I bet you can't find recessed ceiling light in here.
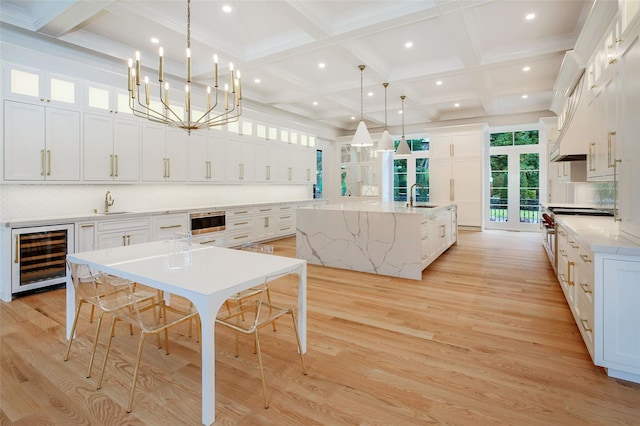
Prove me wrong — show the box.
[150,37,159,44]
[351,116,356,120]
[522,94,528,99]
[454,103,460,107]
[318,62,326,69]
[405,41,413,48]
[523,66,531,72]
[398,110,403,114]
[254,78,261,84]
[313,101,318,106]
[367,92,373,97]
[222,5,232,13]
[436,80,443,86]
[525,13,535,20]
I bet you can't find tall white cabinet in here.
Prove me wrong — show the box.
[428,127,483,228]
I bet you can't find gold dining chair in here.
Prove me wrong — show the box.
[95,273,200,413]
[215,277,307,408]
[64,261,156,378]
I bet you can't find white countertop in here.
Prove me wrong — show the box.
[301,200,455,215]
[555,216,640,256]
[1,199,320,228]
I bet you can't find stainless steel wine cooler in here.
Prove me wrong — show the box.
[11,224,74,295]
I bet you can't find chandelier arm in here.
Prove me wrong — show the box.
[131,87,168,121]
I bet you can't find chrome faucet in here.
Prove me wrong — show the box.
[104,191,115,213]
[409,183,425,207]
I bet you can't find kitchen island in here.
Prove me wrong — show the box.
[296,201,457,280]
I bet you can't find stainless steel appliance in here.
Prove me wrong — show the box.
[11,224,74,296]
[540,205,614,272]
[190,211,225,245]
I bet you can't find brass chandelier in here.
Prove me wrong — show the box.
[127,0,242,133]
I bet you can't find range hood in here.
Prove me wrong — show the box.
[550,70,589,162]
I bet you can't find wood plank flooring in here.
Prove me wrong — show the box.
[2,230,639,425]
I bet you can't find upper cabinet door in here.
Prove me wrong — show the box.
[3,64,80,109]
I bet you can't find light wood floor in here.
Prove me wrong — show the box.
[1,230,639,425]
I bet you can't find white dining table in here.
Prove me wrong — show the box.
[66,240,307,426]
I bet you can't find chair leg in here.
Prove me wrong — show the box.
[289,310,308,375]
[86,311,105,378]
[97,316,117,389]
[64,300,85,361]
[266,289,277,332]
[254,329,269,409]
[128,332,147,413]
[89,304,95,323]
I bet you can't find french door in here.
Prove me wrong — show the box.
[487,146,540,231]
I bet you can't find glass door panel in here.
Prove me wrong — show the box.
[490,154,508,222]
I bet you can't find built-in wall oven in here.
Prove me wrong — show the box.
[190,211,226,246]
[11,224,74,296]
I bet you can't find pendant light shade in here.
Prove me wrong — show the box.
[395,95,411,156]
[351,65,374,147]
[377,82,394,151]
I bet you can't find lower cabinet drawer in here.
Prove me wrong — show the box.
[226,230,255,247]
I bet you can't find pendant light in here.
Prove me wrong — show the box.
[376,82,394,151]
[351,65,374,147]
[395,95,411,156]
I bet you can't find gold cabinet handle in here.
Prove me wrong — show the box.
[14,235,20,263]
[41,149,46,176]
[166,158,170,178]
[580,282,592,294]
[47,150,51,175]
[588,143,596,172]
[110,154,114,177]
[114,154,119,177]
[160,224,182,230]
[234,221,249,226]
[568,261,575,286]
[440,224,445,238]
[122,235,126,246]
[559,249,567,257]
[266,165,271,180]
[607,131,617,168]
[449,178,454,201]
[233,234,249,240]
[580,319,593,333]
[307,168,310,181]
[288,167,293,181]
[127,235,131,245]
[580,254,592,263]
[613,158,622,221]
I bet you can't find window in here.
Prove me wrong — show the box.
[393,137,430,202]
[314,149,322,199]
[341,144,379,197]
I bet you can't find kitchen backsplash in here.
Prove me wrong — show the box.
[570,181,616,207]
[0,184,311,220]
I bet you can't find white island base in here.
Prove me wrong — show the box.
[296,201,457,280]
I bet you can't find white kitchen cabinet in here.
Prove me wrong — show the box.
[587,69,617,181]
[599,256,640,380]
[75,222,96,253]
[3,100,80,181]
[557,160,587,182]
[3,64,80,109]
[617,20,640,240]
[254,140,280,183]
[96,217,150,249]
[225,136,255,182]
[85,82,131,116]
[254,206,277,240]
[225,207,257,246]
[141,124,188,182]
[429,132,482,228]
[188,131,226,182]
[83,113,140,181]
[151,213,190,241]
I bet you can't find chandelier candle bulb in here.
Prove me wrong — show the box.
[128,59,133,91]
[135,51,141,86]
[131,70,136,99]
[237,71,242,100]
[145,76,150,105]
[158,47,164,81]
[225,84,229,110]
[185,84,190,112]
[229,62,235,93]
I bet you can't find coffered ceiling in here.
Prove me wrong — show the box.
[0,0,591,132]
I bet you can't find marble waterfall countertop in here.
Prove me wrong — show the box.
[297,201,457,280]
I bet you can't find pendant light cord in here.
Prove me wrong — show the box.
[383,82,389,130]
[359,65,365,121]
[187,0,191,50]
[401,95,406,137]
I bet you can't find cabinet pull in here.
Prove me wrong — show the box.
[580,283,592,294]
[167,158,170,178]
[588,143,596,172]
[110,154,114,177]
[47,150,51,176]
[80,224,94,229]
[449,178,454,201]
[559,249,567,257]
[440,224,445,238]
[234,211,248,215]
[122,235,126,246]
[207,161,212,179]
[580,319,592,333]
[264,217,269,227]
[288,167,293,181]
[260,208,272,212]
[233,234,249,240]
[160,224,182,230]
[41,150,46,176]
[568,240,579,249]
[580,254,592,263]
[14,235,19,263]
[114,155,119,177]
[266,165,270,180]
[235,221,249,226]
[568,261,575,286]
[127,235,131,245]
[449,144,453,157]
[607,131,616,168]
[280,215,291,219]
[307,168,310,181]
